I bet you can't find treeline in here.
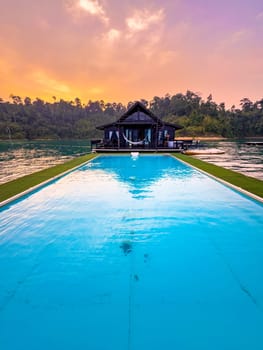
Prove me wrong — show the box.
[0,92,263,140]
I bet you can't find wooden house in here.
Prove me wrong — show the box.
[95,101,183,150]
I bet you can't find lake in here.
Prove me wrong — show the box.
[0,140,91,184]
[0,139,262,184]
[196,139,263,181]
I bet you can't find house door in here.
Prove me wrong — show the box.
[124,127,152,147]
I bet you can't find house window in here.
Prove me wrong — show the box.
[125,112,152,122]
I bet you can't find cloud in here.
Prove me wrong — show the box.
[214,29,251,53]
[256,11,263,20]
[88,86,104,94]
[33,71,71,94]
[104,28,121,43]
[37,19,51,31]
[158,50,179,65]
[126,8,164,35]
[0,58,13,75]
[66,0,109,23]
[141,32,162,59]
[230,29,250,43]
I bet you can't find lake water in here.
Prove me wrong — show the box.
[0,155,263,349]
[0,140,91,183]
[196,140,263,181]
[0,139,262,184]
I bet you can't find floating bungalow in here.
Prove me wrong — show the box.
[93,101,186,152]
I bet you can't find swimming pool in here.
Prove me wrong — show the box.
[0,155,263,349]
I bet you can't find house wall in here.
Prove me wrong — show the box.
[103,124,176,148]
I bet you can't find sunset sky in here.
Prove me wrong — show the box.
[0,0,262,107]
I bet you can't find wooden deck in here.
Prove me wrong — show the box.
[246,142,263,146]
[93,148,183,153]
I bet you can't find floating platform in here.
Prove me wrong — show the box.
[93,148,182,153]
[184,149,225,155]
[245,142,263,146]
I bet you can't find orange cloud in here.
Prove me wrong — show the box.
[32,71,71,94]
[0,1,262,107]
[88,87,104,94]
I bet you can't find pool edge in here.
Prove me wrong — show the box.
[172,154,263,204]
[0,154,99,208]
[1,152,262,207]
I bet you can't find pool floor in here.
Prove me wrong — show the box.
[0,155,263,349]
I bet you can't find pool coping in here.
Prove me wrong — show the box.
[0,154,99,208]
[172,154,263,204]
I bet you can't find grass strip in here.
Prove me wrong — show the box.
[0,153,97,203]
[173,153,263,199]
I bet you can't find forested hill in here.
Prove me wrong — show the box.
[0,92,262,140]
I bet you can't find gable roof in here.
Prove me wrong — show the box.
[118,101,159,123]
[96,101,182,130]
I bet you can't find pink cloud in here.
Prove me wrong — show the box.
[126,8,165,34]
[66,0,109,23]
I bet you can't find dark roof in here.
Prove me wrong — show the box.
[96,101,182,130]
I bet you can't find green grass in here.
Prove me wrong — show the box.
[0,153,98,203]
[173,153,263,199]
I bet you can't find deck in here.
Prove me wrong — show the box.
[93,148,183,153]
[246,142,263,146]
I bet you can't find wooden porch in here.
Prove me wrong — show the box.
[93,147,183,153]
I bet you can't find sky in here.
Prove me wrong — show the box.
[0,0,262,107]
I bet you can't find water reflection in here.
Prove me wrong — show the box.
[84,155,195,199]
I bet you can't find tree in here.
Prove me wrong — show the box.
[240,98,253,113]
[0,93,262,140]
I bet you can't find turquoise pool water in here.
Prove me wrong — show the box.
[0,155,263,349]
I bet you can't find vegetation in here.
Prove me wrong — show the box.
[173,153,263,199]
[0,92,263,140]
[0,153,97,203]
